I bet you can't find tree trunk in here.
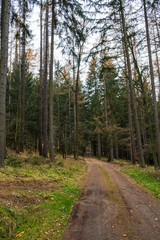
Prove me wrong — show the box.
[115,144,119,160]
[73,37,78,160]
[143,0,160,167]
[97,132,101,160]
[123,44,136,164]
[0,0,10,167]
[140,106,148,164]
[120,0,145,167]
[18,34,21,153]
[153,27,160,97]
[69,87,72,154]
[154,9,160,46]
[43,0,49,158]
[38,0,43,156]
[104,76,108,157]
[20,0,26,152]
[108,140,113,162]
[49,0,55,162]
[126,77,136,164]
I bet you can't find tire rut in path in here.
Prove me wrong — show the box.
[98,160,160,240]
[63,161,134,240]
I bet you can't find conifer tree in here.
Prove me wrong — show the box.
[0,0,11,167]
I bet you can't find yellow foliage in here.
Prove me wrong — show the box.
[16,231,24,238]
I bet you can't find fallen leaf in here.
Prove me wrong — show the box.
[16,231,24,238]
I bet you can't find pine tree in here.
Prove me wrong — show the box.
[0,0,11,167]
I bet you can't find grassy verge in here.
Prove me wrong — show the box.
[97,164,120,202]
[0,153,86,239]
[120,163,160,200]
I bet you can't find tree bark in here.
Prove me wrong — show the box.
[120,0,145,167]
[49,0,55,162]
[115,144,119,160]
[43,0,49,157]
[154,9,160,46]
[143,0,160,167]
[126,76,136,164]
[0,0,10,167]
[104,75,108,158]
[39,0,43,156]
[153,27,160,96]
[20,0,26,152]
[73,36,78,160]
[97,132,101,160]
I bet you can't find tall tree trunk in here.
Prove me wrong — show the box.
[143,0,160,167]
[43,0,49,157]
[104,75,108,156]
[140,106,148,164]
[39,0,43,156]
[20,0,26,152]
[129,38,153,165]
[115,144,119,160]
[68,87,72,154]
[18,34,21,153]
[120,0,145,167]
[49,0,55,162]
[74,46,83,159]
[122,19,136,165]
[154,9,160,46]
[153,27,160,96]
[0,0,10,167]
[97,132,101,160]
[8,34,12,115]
[73,36,78,159]
[73,35,78,160]
[74,65,78,160]
[108,139,113,162]
[13,34,18,70]
[126,76,136,164]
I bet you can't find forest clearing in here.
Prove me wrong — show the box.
[1,0,160,239]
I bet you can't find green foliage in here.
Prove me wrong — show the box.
[5,155,22,167]
[6,63,39,152]
[0,155,86,239]
[123,166,160,199]
[0,205,17,239]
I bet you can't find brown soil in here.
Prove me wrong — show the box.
[0,179,57,207]
[64,158,160,240]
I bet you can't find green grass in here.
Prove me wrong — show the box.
[97,164,120,202]
[0,154,86,239]
[123,166,160,199]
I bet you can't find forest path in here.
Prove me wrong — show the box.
[63,158,160,240]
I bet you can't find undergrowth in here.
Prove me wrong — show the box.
[0,154,86,239]
[122,165,160,200]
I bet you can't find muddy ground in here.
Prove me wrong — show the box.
[64,158,160,240]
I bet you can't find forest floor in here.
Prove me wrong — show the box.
[0,152,86,239]
[64,158,160,240]
[1,154,160,240]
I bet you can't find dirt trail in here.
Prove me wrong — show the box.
[64,159,160,240]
